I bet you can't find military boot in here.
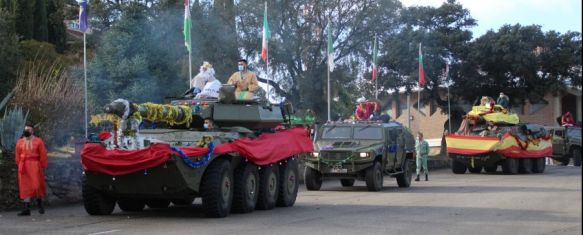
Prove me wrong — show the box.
[414,174,420,181]
[37,198,45,214]
[425,174,429,181]
[17,202,31,216]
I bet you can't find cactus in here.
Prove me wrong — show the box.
[0,106,28,152]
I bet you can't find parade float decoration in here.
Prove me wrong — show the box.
[445,102,552,175]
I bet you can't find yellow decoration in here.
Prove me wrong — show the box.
[466,105,519,125]
[90,113,121,127]
[135,102,193,127]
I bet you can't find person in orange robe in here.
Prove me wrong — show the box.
[14,124,48,216]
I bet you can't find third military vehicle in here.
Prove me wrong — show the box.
[303,121,415,191]
[546,126,581,166]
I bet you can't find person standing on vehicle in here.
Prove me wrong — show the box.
[415,132,429,181]
[15,124,48,216]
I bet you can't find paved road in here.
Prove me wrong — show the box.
[0,165,580,235]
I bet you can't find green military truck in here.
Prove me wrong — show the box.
[302,121,416,191]
[546,126,582,166]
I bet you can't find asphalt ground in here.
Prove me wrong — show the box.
[0,165,580,235]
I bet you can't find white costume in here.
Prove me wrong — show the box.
[191,62,215,90]
[196,78,221,99]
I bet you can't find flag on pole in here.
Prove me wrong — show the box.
[418,43,426,87]
[371,37,378,81]
[261,2,270,62]
[183,0,192,52]
[327,24,335,72]
[77,0,88,33]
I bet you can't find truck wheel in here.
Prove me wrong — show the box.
[519,158,532,174]
[118,199,145,212]
[365,161,383,192]
[304,166,322,191]
[232,162,259,213]
[396,159,413,188]
[201,158,234,218]
[171,198,194,206]
[531,157,546,173]
[468,165,483,174]
[340,179,355,187]
[501,158,518,174]
[573,148,582,167]
[146,199,171,209]
[82,175,116,215]
[484,165,498,173]
[277,158,299,207]
[256,164,279,210]
[451,159,467,174]
[560,156,570,166]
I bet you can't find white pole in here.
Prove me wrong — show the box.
[83,32,88,139]
[407,93,411,128]
[375,77,378,99]
[266,53,270,102]
[188,47,192,89]
[417,87,420,132]
[327,62,331,122]
[447,69,452,133]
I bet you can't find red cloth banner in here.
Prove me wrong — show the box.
[81,127,313,175]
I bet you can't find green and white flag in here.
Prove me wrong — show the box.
[327,24,334,72]
[183,0,192,52]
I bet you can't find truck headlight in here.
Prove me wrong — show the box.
[359,152,369,158]
[312,152,319,157]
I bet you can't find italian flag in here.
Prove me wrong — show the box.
[183,0,192,52]
[371,37,378,81]
[261,2,270,62]
[327,24,335,72]
[418,43,426,87]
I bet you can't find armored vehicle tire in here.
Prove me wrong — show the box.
[519,158,533,174]
[232,162,259,213]
[502,158,518,174]
[256,164,279,210]
[573,148,582,167]
[304,166,322,191]
[118,199,146,212]
[146,199,171,209]
[341,179,355,187]
[82,176,116,215]
[201,158,234,218]
[365,161,383,192]
[277,158,299,207]
[531,157,546,173]
[171,198,194,206]
[396,159,413,188]
[484,165,498,173]
[468,165,483,174]
[451,159,467,174]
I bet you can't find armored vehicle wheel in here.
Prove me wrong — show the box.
[171,198,194,206]
[256,164,279,210]
[340,179,355,187]
[519,158,532,174]
[451,159,467,174]
[365,161,383,192]
[232,162,259,213]
[531,157,545,173]
[484,165,498,173]
[82,175,116,215]
[201,158,234,218]
[146,199,171,209]
[573,148,581,167]
[118,199,145,212]
[560,156,570,166]
[501,158,518,174]
[396,159,413,188]
[468,165,483,174]
[277,158,299,207]
[304,166,322,191]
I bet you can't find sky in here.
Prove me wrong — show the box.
[400,0,582,38]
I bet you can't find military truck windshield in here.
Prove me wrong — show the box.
[321,126,351,139]
[353,126,383,139]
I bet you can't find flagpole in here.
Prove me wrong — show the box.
[327,60,331,122]
[375,77,378,99]
[266,53,270,102]
[188,46,192,89]
[446,64,452,133]
[83,32,88,139]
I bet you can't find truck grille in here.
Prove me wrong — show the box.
[321,152,352,161]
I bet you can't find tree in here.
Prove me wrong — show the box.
[0,8,19,98]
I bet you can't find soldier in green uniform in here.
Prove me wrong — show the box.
[415,132,430,181]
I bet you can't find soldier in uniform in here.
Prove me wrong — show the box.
[415,132,430,182]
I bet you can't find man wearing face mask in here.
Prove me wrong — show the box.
[227,59,259,98]
[14,124,48,216]
[415,132,429,182]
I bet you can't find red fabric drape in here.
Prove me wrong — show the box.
[81,127,314,175]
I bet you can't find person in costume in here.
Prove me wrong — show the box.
[415,132,430,181]
[496,92,510,109]
[355,97,380,120]
[561,112,576,127]
[190,61,214,93]
[227,59,259,94]
[14,124,48,216]
[195,62,221,99]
